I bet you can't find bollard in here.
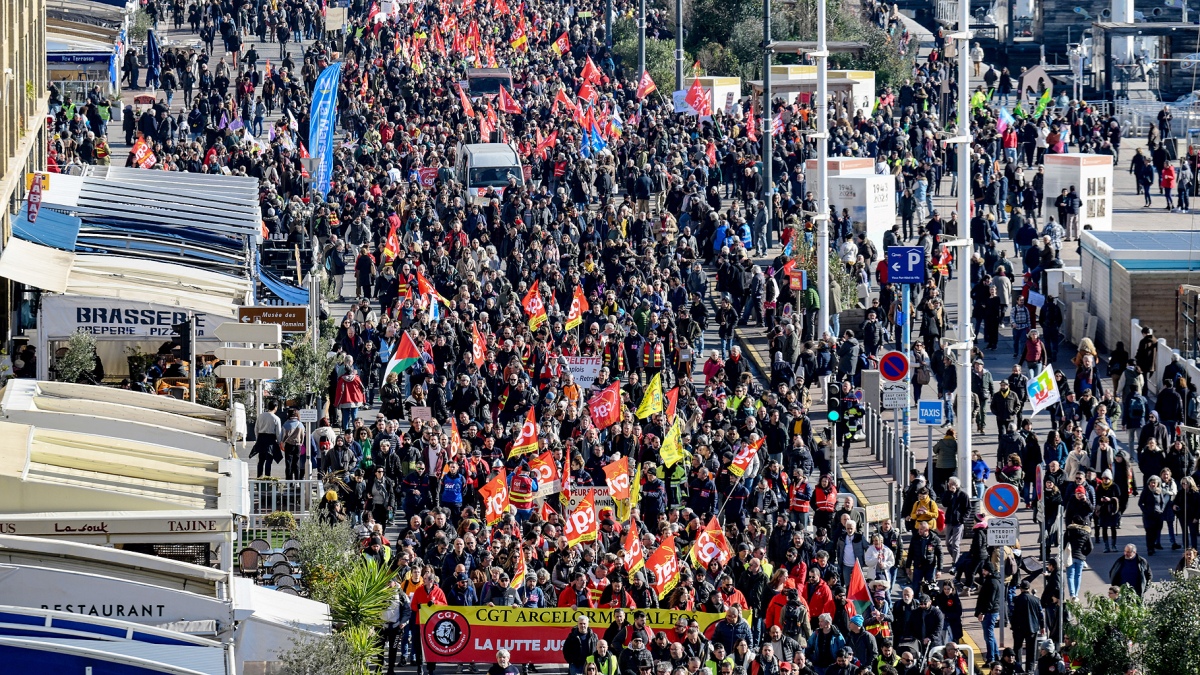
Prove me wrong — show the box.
[888,481,899,529]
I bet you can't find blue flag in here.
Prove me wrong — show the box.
[580,129,592,158]
[308,63,344,198]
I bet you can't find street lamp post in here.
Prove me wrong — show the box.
[955,0,975,491]
[816,0,830,340]
[675,0,685,92]
[762,0,773,226]
[638,0,647,81]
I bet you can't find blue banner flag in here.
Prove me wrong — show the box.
[308,63,344,198]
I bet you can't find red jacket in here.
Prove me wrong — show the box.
[802,580,834,619]
[558,584,595,608]
[334,373,366,406]
[410,583,447,613]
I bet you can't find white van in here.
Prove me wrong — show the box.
[456,143,525,205]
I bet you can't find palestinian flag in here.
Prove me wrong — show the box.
[384,332,421,379]
[848,560,872,615]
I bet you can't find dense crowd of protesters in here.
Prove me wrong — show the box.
[37,1,1200,675]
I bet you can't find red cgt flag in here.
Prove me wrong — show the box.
[635,71,657,100]
[689,516,734,568]
[522,280,548,331]
[551,31,571,56]
[456,83,476,118]
[588,381,623,430]
[685,78,711,115]
[498,85,524,114]
[528,450,560,494]
[553,88,577,114]
[730,436,764,477]
[581,56,603,84]
[646,538,680,599]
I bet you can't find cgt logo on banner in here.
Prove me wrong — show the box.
[418,606,742,664]
[1027,364,1061,415]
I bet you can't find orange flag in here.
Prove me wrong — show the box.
[449,418,466,459]
[509,407,539,458]
[603,456,631,501]
[479,467,509,526]
[565,285,588,331]
[471,323,487,368]
[564,491,598,546]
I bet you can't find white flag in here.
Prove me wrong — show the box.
[1027,364,1061,415]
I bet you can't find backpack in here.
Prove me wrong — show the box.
[782,599,804,637]
[1129,396,1146,423]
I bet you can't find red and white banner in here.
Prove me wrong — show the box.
[418,606,735,664]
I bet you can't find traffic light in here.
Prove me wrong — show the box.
[827,408,841,423]
[172,318,193,358]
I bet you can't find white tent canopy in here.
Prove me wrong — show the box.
[0,419,248,515]
[0,536,331,671]
[1,380,241,459]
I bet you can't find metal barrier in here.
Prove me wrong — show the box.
[237,479,322,551]
[864,404,913,485]
[249,479,322,517]
[1114,99,1200,138]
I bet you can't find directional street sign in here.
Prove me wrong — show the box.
[983,483,1021,518]
[887,246,926,284]
[881,382,911,409]
[215,364,283,380]
[917,400,944,425]
[214,322,282,344]
[879,351,909,382]
[986,515,1020,546]
[238,306,307,334]
[213,346,283,362]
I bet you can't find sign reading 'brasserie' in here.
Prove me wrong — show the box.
[40,295,236,340]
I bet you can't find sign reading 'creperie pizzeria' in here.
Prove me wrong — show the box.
[39,295,236,340]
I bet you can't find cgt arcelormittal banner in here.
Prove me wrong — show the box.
[418,606,740,663]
